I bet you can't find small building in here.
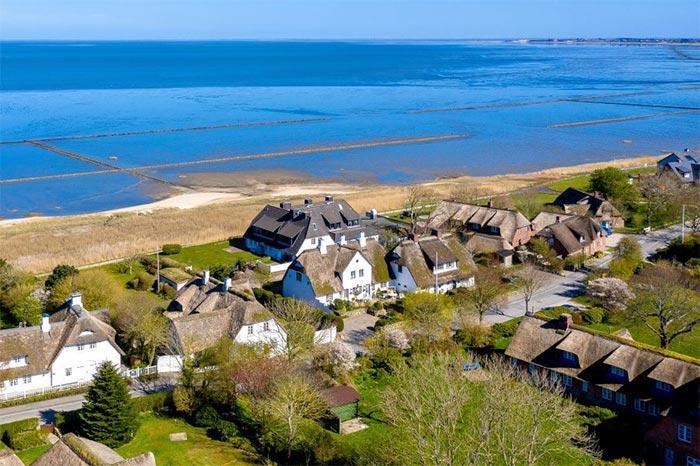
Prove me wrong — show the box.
[243,196,378,266]
[0,293,123,400]
[388,233,476,294]
[282,236,390,309]
[552,187,625,229]
[321,385,361,422]
[34,433,155,466]
[535,215,606,258]
[158,267,193,291]
[657,152,700,184]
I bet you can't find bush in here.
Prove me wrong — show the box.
[454,323,494,348]
[209,419,239,442]
[491,319,520,339]
[161,244,182,255]
[0,418,38,441]
[128,271,153,291]
[54,410,81,434]
[581,307,606,325]
[132,391,173,413]
[194,405,220,428]
[172,386,195,415]
[160,284,176,299]
[332,299,347,312]
[253,287,280,306]
[7,429,47,451]
[579,405,616,427]
[45,264,79,289]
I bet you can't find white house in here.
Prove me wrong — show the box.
[388,234,476,294]
[165,273,335,357]
[282,235,390,309]
[0,293,123,399]
[243,196,379,266]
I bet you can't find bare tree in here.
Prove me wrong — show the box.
[454,271,505,324]
[268,298,323,361]
[449,185,489,205]
[514,265,547,316]
[403,185,439,235]
[627,263,700,349]
[112,293,169,366]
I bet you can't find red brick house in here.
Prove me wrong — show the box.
[534,215,607,258]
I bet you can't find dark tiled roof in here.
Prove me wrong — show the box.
[536,215,603,255]
[429,201,531,245]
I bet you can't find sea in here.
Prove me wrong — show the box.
[1,40,699,218]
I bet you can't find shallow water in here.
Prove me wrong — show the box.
[1,41,699,217]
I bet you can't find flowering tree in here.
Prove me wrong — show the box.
[586,277,634,311]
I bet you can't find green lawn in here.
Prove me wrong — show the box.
[546,174,591,193]
[164,240,265,271]
[100,261,148,288]
[116,413,257,466]
[15,443,51,465]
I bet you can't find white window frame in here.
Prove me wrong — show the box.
[65,368,72,377]
[655,380,673,393]
[89,343,96,349]
[648,403,659,416]
[9,378,18,386]
[601,388,612,401]
[350,271,356,279]
[23,375,31,384]
[358,269,364,278]
[562,351,577,362]
[610,366,625,378]
[678,424,693,444]
[77,344,85,351]
[247,325,254,335]
[562,375,573,387]
[687,456,700,466]
[263,322,270,332]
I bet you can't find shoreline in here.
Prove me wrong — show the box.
[0,155,659,273]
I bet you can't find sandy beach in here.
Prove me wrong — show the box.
[0,155,658,273]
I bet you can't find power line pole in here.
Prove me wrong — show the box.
[682,204,686,243]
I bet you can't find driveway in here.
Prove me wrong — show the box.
[341,312,378,354]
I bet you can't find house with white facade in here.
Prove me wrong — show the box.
[243,196,378,266]
[388,233,476,294]
[0,293,123,399]
[282,235,390,309]
[165,272,335,357]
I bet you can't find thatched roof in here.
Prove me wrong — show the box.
[33,433,155,466]
[463,232,513,254]
[389,234,476,289]
[553,188,623,219]
[536,215,603,255]
[0,449,23,466]
[0,302,123,382]
[430,201,531,244]
[531,211,576,233]
[647,358,700,388]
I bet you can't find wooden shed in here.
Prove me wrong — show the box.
[321,385,361,422]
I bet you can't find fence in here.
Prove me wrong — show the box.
[122,365,157,379]
[0,381,88,402]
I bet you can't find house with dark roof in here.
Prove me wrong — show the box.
[428,200,534,266]
[34,433,155,466]
[657,152,700,184]
[535,215,606,258]
[243,196,378,265]
[506,315,700,465]
[0,293,123,400]
[388,233,476,294]
[552,187,625,229]
[282,237,390,309]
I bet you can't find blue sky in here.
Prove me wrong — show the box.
[1,0,698,40]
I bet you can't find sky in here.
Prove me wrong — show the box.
[1,0,698,40]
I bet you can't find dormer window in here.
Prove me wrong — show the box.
[654,380,673,393]
[561,351,577,363]
[12,356,27,365]
[312,223,318,231]
[610,366,626,378]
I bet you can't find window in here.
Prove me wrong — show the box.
[601,388,612,401]
[610,366,626,378]
[687,456,700,466]
[581,381,589,393]
[511,357,518,368]
[77,344,84,351]
[648,403,659,416]
[310,238,316,245]
[655,380,673,393]
[312,223,318,231]
[615,392,627,406]
[12,356,24,364]
[295,271,302,282]
[678,424,693,444]
[397,265,403,273]
[350,271,356,279]
[23,376,31,384]
[562,351,577,363]
[89,343,96,349]
[65,368,72,377]
[550,371,560,382]
[263,322,270,332]
[247,325,254,335]
[562,375,573,387]
[358,269,364,278]
[9,378,18,386]
[528,363,537,375]
[634,398,647,412]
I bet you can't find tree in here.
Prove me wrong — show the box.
[262,375,328,460]
[79,361,136,447]
[314,341,356,376]
[268,298,323,361]
[10,296,42,326]
[529,237,564,273]
[586,277,634,311]
[48,269,122,310]
[476,357,597,466]
[449,185,487,205]
[44,264,79,290]
[403,185,439,235]
[589,167,637,207]
[454,271,504,324]
[383,328,410,351]
[514,265,547,316]
[639,173,686,226]
[381,352,476,466]
[401,291,453,337]
[514,191,545,220]
[112,293,168,366]
[626,263,700,348]
[608,237,643,279]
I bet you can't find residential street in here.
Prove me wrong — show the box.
[341,312,378,354]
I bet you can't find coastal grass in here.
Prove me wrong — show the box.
[116,413,256,466]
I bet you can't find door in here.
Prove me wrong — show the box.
[664,447,674,466]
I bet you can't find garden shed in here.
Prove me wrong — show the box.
[321,385,361,422]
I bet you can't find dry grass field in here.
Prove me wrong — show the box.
[0,156,658,273]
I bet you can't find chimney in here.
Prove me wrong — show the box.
[359,231,367,248]
[202,270,210,285]
[487,199,493,208]
[325,195,333,202]
[304,198,312,205]
[68,292,82,308]
[223,277,231,291]
[339,235,347,245]
[555,215,561,223]
[319,237,328,255]
[559,313,573,331]
[280,201,291,210]
[41,313,50,333]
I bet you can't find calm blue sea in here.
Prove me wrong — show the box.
[1,41,699,217]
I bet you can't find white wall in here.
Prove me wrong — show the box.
[389,261,418,293]
[314,326,337,345]
[0,372,51,397]
[50,340,121,386]
[339,252,373,300]
[282,266,324,306]
[234,319,287,351]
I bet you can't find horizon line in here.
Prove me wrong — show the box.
[2,37,699,42]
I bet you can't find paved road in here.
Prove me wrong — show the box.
[341,312,378,354]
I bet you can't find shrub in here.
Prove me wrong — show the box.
[253,287,280,306]
[160,284,176,299]
[161,244,182,255]
[129,271,153,291]
[332,314,344,333]
[0,418,38,441]
[581,307,606,324]
[7,429,47,450]
[491,319,520,339]
[132,391,173,413]
[194,405,220,428]
[210,419,239,442]
[54,410,81,434]
[172,386,195,415]
[454,323,494,348]
[579,405,616,427]
[45,264,79,289]
[332,299,347,312]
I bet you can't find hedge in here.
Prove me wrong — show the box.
[491,319,521,339]
[6,430,46,451]
[131,391,173,413]
[161,244,183,255]
[581,307,606,325]
[0,418,38,441]
[194,406,220,428]
[0,387,89,410]
[54,409,81,434]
